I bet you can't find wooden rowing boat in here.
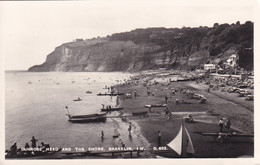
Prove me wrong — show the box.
[5,148,61,159]
[68,113,106,118]
[67,113,106,123]
[68,116,106,123]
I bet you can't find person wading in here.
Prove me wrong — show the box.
[31,136,38,148]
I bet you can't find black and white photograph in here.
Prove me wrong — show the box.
[0,0,259,164]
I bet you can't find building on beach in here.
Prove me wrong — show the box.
[225,54,238,68]
[204,64,216,71]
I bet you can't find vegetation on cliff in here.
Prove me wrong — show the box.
[28,21,253,72]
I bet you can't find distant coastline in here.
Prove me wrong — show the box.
[5,70,28,73]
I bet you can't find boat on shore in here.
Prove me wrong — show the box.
[67,113,107,123]
[144,104,167,108]
[101,107,123,112]
[132,111,148,117]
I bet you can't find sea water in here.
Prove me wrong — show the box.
[5,71,149,151]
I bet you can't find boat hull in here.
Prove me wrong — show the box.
[132,111,148,117]
[101,107,123,112]
[5,149,61,159]
[69,113,106,118]
[68,117,106,123]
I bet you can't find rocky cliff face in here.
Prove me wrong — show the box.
[28,21,253,72]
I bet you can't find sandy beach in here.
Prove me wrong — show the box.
[114,71,254,158]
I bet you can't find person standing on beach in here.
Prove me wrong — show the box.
[164,106,172,120]
[134,90,137,98]
[219,118,224,132]
[225,119,231,129]
[116,96,120,105]
[164,106,169,117]
[176,98,179,105]
[157,131,161,147]
[147,90,150,96]
[101,131,104,140]
[165,94,168,103]
[128,122,132,135]
[122,142,125,148]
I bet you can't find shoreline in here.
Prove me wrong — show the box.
[5,71,254,158]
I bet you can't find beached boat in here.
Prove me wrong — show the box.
[167,123,195,157]
[144,104,167,108]
[132,111,148,117]
[68,113,106,118]
[65,106,106,123]
[68,116,106,123]
[245,95,254,101]
[101,107,123,112]
[67,113,106,123]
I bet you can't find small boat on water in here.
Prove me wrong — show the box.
[67,113,107,123]
[86,91,92,94]
[73,98,82,101]
[101,107,123,112]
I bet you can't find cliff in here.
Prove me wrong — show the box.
[28,21,253,72]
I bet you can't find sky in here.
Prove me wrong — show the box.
[0,0,258,70]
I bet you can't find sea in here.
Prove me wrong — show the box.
[5,71,149,152]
